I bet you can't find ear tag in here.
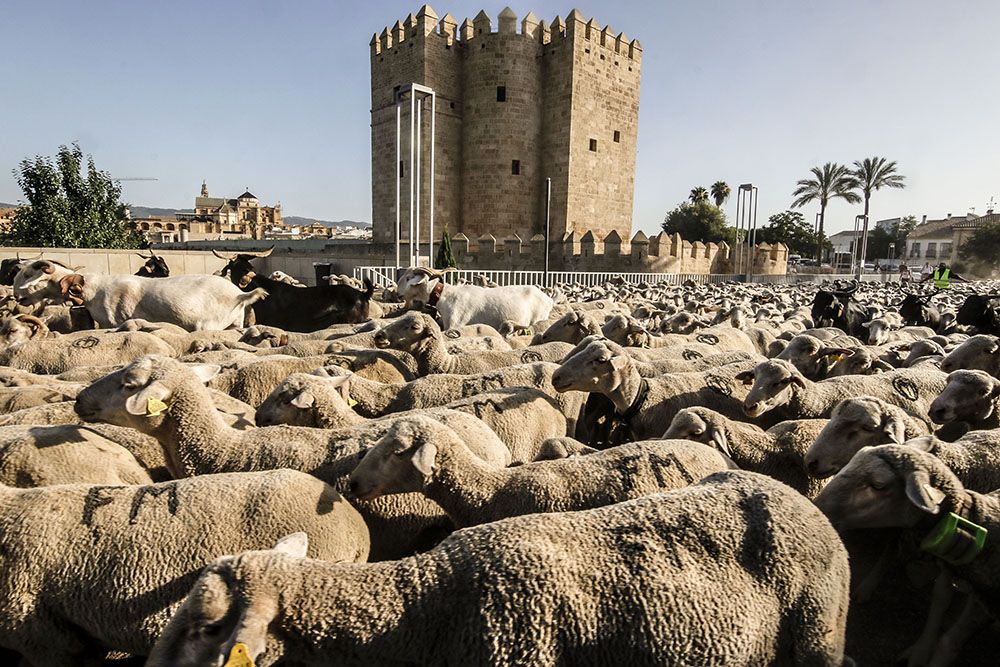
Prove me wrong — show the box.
[348,396,359,408]
[832,354,845,363]
[920,512,988,565]
[146,396,170,417]
[224,643,255,667]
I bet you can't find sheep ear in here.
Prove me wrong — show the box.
[289,390,315,409]
[904,469,946,514]
[789,373,806,388]
[125,380,172,416]
[735,371,755,386]
[906,435,938,453]
[609,354,629,372]
[708,427,732,458]
[224,599,277,666]
[188,363,222,384]
[411,441,438,478]
[861,321,872,328]
[272,532,308,558]
[991,378,1000,399]
[881,415,906,445]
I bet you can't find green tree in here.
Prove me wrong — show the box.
[852,156,906,260]
[3,143,140,249]
[791,162,861,261]
[895,215,917,255]
[960,221,1000,274]
[662,200,734,244]
[756,210,827,256]
[689,187,709,204]
[434,227,458,269]
[864,215,917,261]
[710,181,731,207]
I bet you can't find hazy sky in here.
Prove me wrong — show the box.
[1,0,997,236]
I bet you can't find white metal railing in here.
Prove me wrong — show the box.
[352,267,886,288]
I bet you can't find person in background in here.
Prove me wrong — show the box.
[899,264,912,285]
[920,262,967,289]
[921,262,933,280]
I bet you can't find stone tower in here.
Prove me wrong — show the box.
[370,5,642,248]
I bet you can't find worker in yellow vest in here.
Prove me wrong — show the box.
[920,262,967,289]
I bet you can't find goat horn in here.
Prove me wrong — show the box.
[251,246,275,258]
[212,250,237,260]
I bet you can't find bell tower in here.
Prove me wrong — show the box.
[200,180,209,197]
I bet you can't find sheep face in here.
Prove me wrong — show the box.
[826,349,892,377]
[928,370,1000,425]
[939,335,999,374]
[662,408,731,456]
[814,444,944,530]
[11,260,71,305]
[74,356,220,431]
[148,535,308,667]
[348,418,441,500]
[737,361,804,418]
[0,315,48,347]
[600,315,648,348]
[394,268,438,307]
[805,398,906,478]
[373,313,436,352]
[551,340,629,394]
[862,318,893,345]
[540,311,590,344]
[256,374,351,427]
[902,340,945,368]
[776,335,854,379]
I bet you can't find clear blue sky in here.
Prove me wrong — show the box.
[1,0,997,236]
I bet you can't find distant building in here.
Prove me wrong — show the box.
[904,210,997,264]
[827,230,862,266]
[131,182,282,242]
[0,207,16,235]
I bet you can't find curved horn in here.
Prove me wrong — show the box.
[253,245,275,258]
[13,314,50,336]
[212,249,237,261]
[135,251,151,259]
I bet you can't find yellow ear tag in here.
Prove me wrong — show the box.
[224,643,255,667]
[832,354,845,363]
[145,396,169,417]
[348,397,359,408]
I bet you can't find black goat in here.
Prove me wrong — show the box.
[135,250,170,278]
[898,291,940,329]
[956,293,1000,335]
[810,282,867,338]
[214,247,373,332]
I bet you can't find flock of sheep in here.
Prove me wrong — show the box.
[1,258,1000,666]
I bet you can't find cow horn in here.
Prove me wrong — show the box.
[212,250,237,260]
[251,246,275,258]
[136,251,151,259]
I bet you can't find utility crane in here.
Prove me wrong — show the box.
[110,177,158,181]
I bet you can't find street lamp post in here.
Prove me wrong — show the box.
[853,214,867,280]
[735,184,756,280]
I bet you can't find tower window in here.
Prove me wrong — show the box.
[589,139,598,152]
[450,101,455,109]
[399,161,404,178]
[613,130,621,143]
[496,86,506,102]
[511,160,520,175]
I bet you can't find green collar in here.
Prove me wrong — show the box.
[920,495,988,566]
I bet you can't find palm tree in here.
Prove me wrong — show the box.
[710,181,731,207]
[689,187,709,204]
[791,162,861,262]
[852,157,905,263]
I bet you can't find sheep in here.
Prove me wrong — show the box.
[268,270,305,286]
[940,334,1000,376]
[663,406,827,498]
[928,369,1000,430]
[0,384,77,413]
[256,373,567,464]
[75,355,512,560]
[551,338,755,445]
[0,401,80,427]
[349,415,730,527]
[899,338,947,368]
[312,362,586,437]
[825,347,897,377]
[533,436,599,460]
[150,470,850,667]
[775,333,858,379]
[536,309,604,344]
[815,444,1000,667]
[394,266,553,329]
[374,312,573,376]
[0,470,368,664]
[863,318,935,346]
[737,359,945,424]
[803,396,932,478]
[0,315,175,374]
[0,424,153,486]
[209,354,347,407]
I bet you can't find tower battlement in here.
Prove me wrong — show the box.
[370,6,643,254]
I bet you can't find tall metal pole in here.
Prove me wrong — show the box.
[734,190,744,275]
[857,214,869,280]
[428,91,436,267]
[851,215,861,275]
[395,95,401,270]
[748,186,758,282]
[415,97,422,266]
[544,177,551,285]
[408,91,416,266]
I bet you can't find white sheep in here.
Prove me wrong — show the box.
[0,470,368,664]
[149,470,851,667]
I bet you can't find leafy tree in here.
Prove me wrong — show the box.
[710,181,731,208]
[755,210,828,256]
[434,227,458,269]
[896,215,917,254]
[791,162,861,261]
[3,143,141,249]
[689,187,709,204]
[864,215,917,261]
[960,221,1000,274]
[852,157,906,260]
[662,200,734,244]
